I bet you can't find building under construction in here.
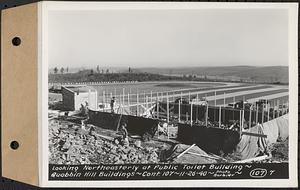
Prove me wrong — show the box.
[86,87,289,160]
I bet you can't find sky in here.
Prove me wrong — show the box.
[48,8,288,68]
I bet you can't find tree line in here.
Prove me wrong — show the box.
[53,66,133,75]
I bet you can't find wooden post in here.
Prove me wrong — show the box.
[262,103,264,123]
[178,100,181,122]
[277,99,280,118]
[102,91,105,104]
[239,110,242,138]
[103,91,106,112]
[157,101,159,119]
[122,88,125,106]
[273,100,275,119]
[242,109,244,130]
[282,99,286,115]
[267,102,270,121]
[167,93,169,123]
[128,93,130,106]
[279,99,281,117]
[284,100,287,114]
[249,104,252,128]
[256,104,259,124]
[172,91,175,102]
[219,106,221,128]
[136,92,139,116]
[205,103,208,127]
[242,96,245,109]
[214,91,217,106]
[223,92,226,106]
[239,110,242,136]
[190,102,193,126]
[166,93,170,139]
[119,93,122,114]
[196,93,199,103]
[180,92,183,102]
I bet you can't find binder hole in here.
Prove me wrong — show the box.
[12,37,21,46]
[10,141,19,150]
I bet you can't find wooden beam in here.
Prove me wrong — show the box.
[219,106,221,128]
[214,91,217,106]
[223,92,226,106]
[187,152,220,160]
[176,144,196,159]
[239,110,242,138]
[156,92,159,119]
[180,92,183,102]
[242,131,267,138]
[262,103,264,123]
[249,104,252,127]
[136,91,139,116]
[178,100,181,122]
[234,154,270,163]
[267,103,270,121]
[122,88,125,105]
[128,93,130,106]
[190,102,193,126]
[242,109,244,130]
[167,93,169,123]
[256,105,259,124]
[205,103,208,127]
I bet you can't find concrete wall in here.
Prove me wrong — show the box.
[62,87,98,111]
[61,87,75,110]
[74,90,97,110]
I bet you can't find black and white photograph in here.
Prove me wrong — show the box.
[41,1,298,187]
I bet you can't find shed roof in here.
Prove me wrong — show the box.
[62,85,97,93]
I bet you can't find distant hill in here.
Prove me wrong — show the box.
[134,66,288,84]
[48,70,183,83]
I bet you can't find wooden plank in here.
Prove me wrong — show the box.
[234,155,271,163]
[176,144,196,159]
[242,131,267,138]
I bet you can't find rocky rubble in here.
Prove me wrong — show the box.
[49,119,159,164]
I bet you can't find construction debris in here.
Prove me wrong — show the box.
[160,144,217,164]
[49,119,160,165]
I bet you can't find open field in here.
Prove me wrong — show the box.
[135,66,289,84]
[92,81,228,96]
[95,82,288,106]
[49,81,288,107]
